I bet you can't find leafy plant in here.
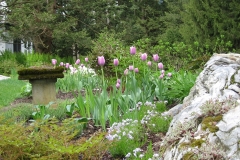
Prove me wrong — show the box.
[31,102,54,120]
[20,82,32,96]
[164,70,198,104]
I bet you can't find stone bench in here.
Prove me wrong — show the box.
[18,66,64,104]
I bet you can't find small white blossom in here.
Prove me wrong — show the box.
[125,153,131,158]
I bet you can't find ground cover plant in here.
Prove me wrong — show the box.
[0,46,198,159]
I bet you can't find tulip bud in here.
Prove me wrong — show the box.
[141,53,147,61]
[85,57,89,62]
[124,69,129,75]
[60,62,64,66]
[130,46,136,55]
[153,54,159,62]
[113,58,119,66]
[168,73,172,77]
[52,59,57,65]
[158,62,163,69]
[129,65,134,71]
[75,59,80,65]
[134,68,139,73]
[116,82,120,89]
[117,79,121,84]
[98,56,105,66]
[147,61,152,67]
[65,63,70,69]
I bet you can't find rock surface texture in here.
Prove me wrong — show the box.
[162,53,240,160]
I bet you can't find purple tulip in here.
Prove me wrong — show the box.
[75,59,80,65]
[134,68,139,73]
[168,73,172,77]
[65,63,70,69]
[60,62,64,66]
[129,65,134,71]
[158,62,163,69]
[153,54,159,62]
[147,61,152,67]
[130,46,136,55]
[85,57,89,62]
[159,74,164,79]
[141,53,147,61]
[117,79,121,84]
[113,58,119,66]
[98,56,105,66]
[52,59,57,66]
[124,69,129,75]
[116,82,120,89]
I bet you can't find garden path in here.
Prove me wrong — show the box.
[0,75,10,81]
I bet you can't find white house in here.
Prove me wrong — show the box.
[0,39,33,53]
[0,1,33,54]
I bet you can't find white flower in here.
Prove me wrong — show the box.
[139,154,144,159]
[125,153,131,158]
[153,153,159,157]
[128,133,133,139]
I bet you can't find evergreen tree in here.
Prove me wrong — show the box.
[180,0,240,49]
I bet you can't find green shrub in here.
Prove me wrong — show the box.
[0,60,24,75]
[0,116,107,159]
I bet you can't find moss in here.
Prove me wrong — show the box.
[190,139,205,148]
[179,139,205,149]
[202,115,223,133]
[182,152,197,160]
[18,66,64,80]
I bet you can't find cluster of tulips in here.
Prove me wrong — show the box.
[52,46,172,90]
[97,46,172,89]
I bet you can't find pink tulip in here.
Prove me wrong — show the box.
[130,46,136,55]
[168,73,172,77]
[52,59,57,65]
[159,74,164,79]
[141,53,147,61]
[147,61,152,66]
[134,68,139,73]
[85,57,89,62]
[75,59,80,65]
[129,65,134,71]
[116,82,120,89]
[158,62,163,69]
[98,56,105,66]
[60,62,64,66]
[113,58,119,66]
[117,79,121,84]
[124,69,129,75]
[65,63,70,69]
[153,54,159,62]
[161,70,165,74]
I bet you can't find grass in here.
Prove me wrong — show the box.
[0,78,27,108]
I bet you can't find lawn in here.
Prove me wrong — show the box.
[0,78,27,108]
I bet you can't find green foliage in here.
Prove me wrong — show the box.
[89,31,126,77]
[20,82,32,96]
[180,0,240,49]
[164,70,198,104]
[0,116,107,159]
[109,123,146,158]
[56,66,100,92]
[147,116,172,134]
[31,103,53,120]
[0,59,24,75]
